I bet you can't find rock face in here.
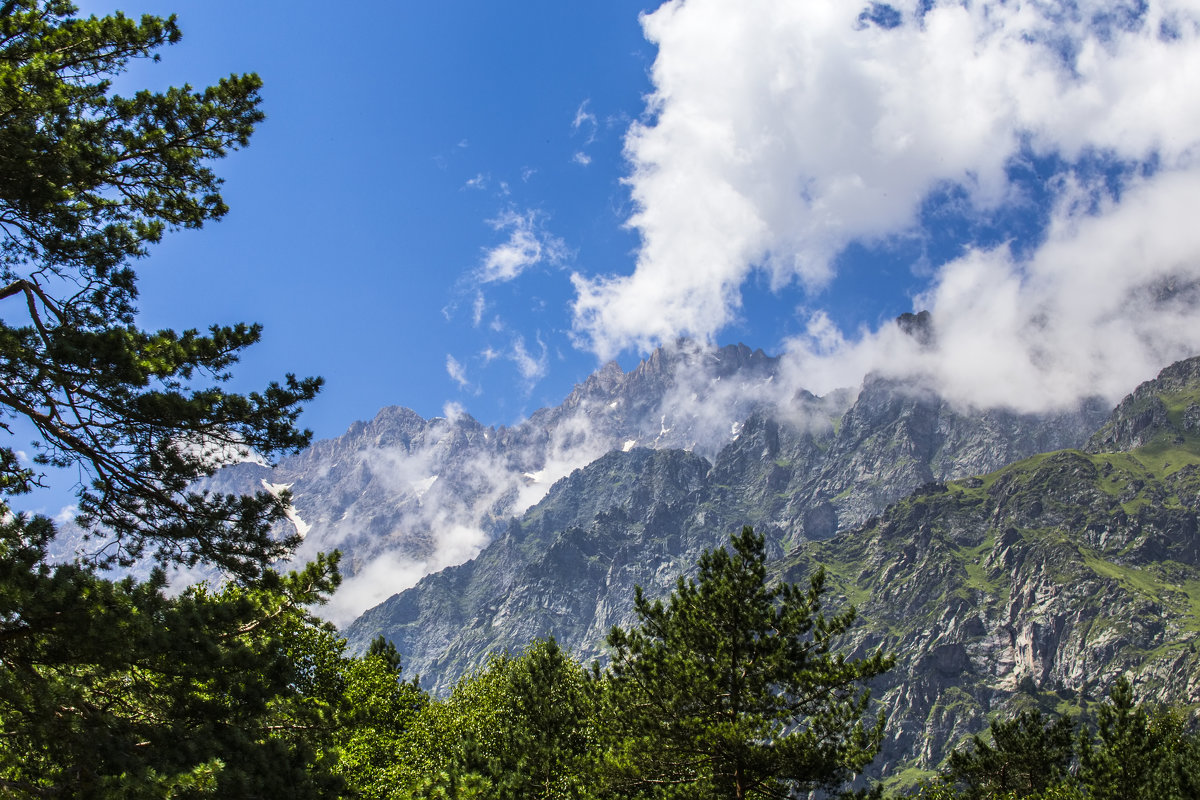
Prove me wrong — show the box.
[800,357,1200,780]
[195,342,802,622]
[345,355,1200,785]
[183,335,1102,625]
[343,364,1108,693]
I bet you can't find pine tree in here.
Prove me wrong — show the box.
[944,709,1076,798]
[1079,676,1186,800]
[0,3,330,795]
[604,526,892,799]
[0,520,345,797]
[0,0,320,578]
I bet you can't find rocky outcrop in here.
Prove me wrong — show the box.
[174,335,1103,625]
[779,356,1200,783]
[1086,356,1200,453]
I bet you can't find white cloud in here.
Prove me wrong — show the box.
[446,354,471,390]
[571,0,1200,408]
[478,209,567,283]
[573,152,592,167]
[471,291,486,327]
[779,164,1200,412]
[573,99,598,140]
[510,334,548,383]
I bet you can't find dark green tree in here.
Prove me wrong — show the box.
[0,520,346,797]
[0,2,333,796]
[604,526,892,799]
[1078,676,1193,800]
[0,0,320,578]
[944,709,1076,798]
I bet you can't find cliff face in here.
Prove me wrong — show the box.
[343,368,1109,693]
[786,357,1200,779]
[345,356,1200,781]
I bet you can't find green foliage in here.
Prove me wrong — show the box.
[0,0,320,578]
[0,514,345,797]
[0,3,341,796]
[944,709,1075,799]
[912,677,1200,800]
[605,526,893,799]
[406,638,602,800]
[1077,676,1200,800]
[330,636,428,800]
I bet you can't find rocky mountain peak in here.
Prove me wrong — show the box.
[896,309,935,348]
[1085,355,1200,453]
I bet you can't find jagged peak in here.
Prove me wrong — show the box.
[1085,355,1200,454]
[895,310,934,348]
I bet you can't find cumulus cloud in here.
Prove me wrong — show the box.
[783,165,1200,411]
[571,0,1200,409]
[478,209,567,283]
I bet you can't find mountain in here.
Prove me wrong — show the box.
[185,341,799,622]
[344,356,1200,783]
[787,355,1200,781]
[149,333,1094,625]
[342,359,1107,689]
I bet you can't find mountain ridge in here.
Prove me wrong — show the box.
[345,354,1200,785]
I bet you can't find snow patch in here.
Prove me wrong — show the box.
[622,439,637,452]
[261,479,311,539]
[286,509,312,539]
[411,475,438,499]
[261,481,293,497]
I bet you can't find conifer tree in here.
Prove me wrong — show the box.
[604,526,892,799]
[0,3,330,796]
[0,0,320,577]
[1078,676,1190,800]
[944,709,1076,799]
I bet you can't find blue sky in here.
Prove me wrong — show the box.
[20,0,1200,518]
[85,0,666,432]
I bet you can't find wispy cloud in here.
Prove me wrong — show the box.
[510,334,548,383]
[478,209,567,283]
[571,99,599,167]
[572,99,598,143]
[446,354,472,391]
[471,291,486,327]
